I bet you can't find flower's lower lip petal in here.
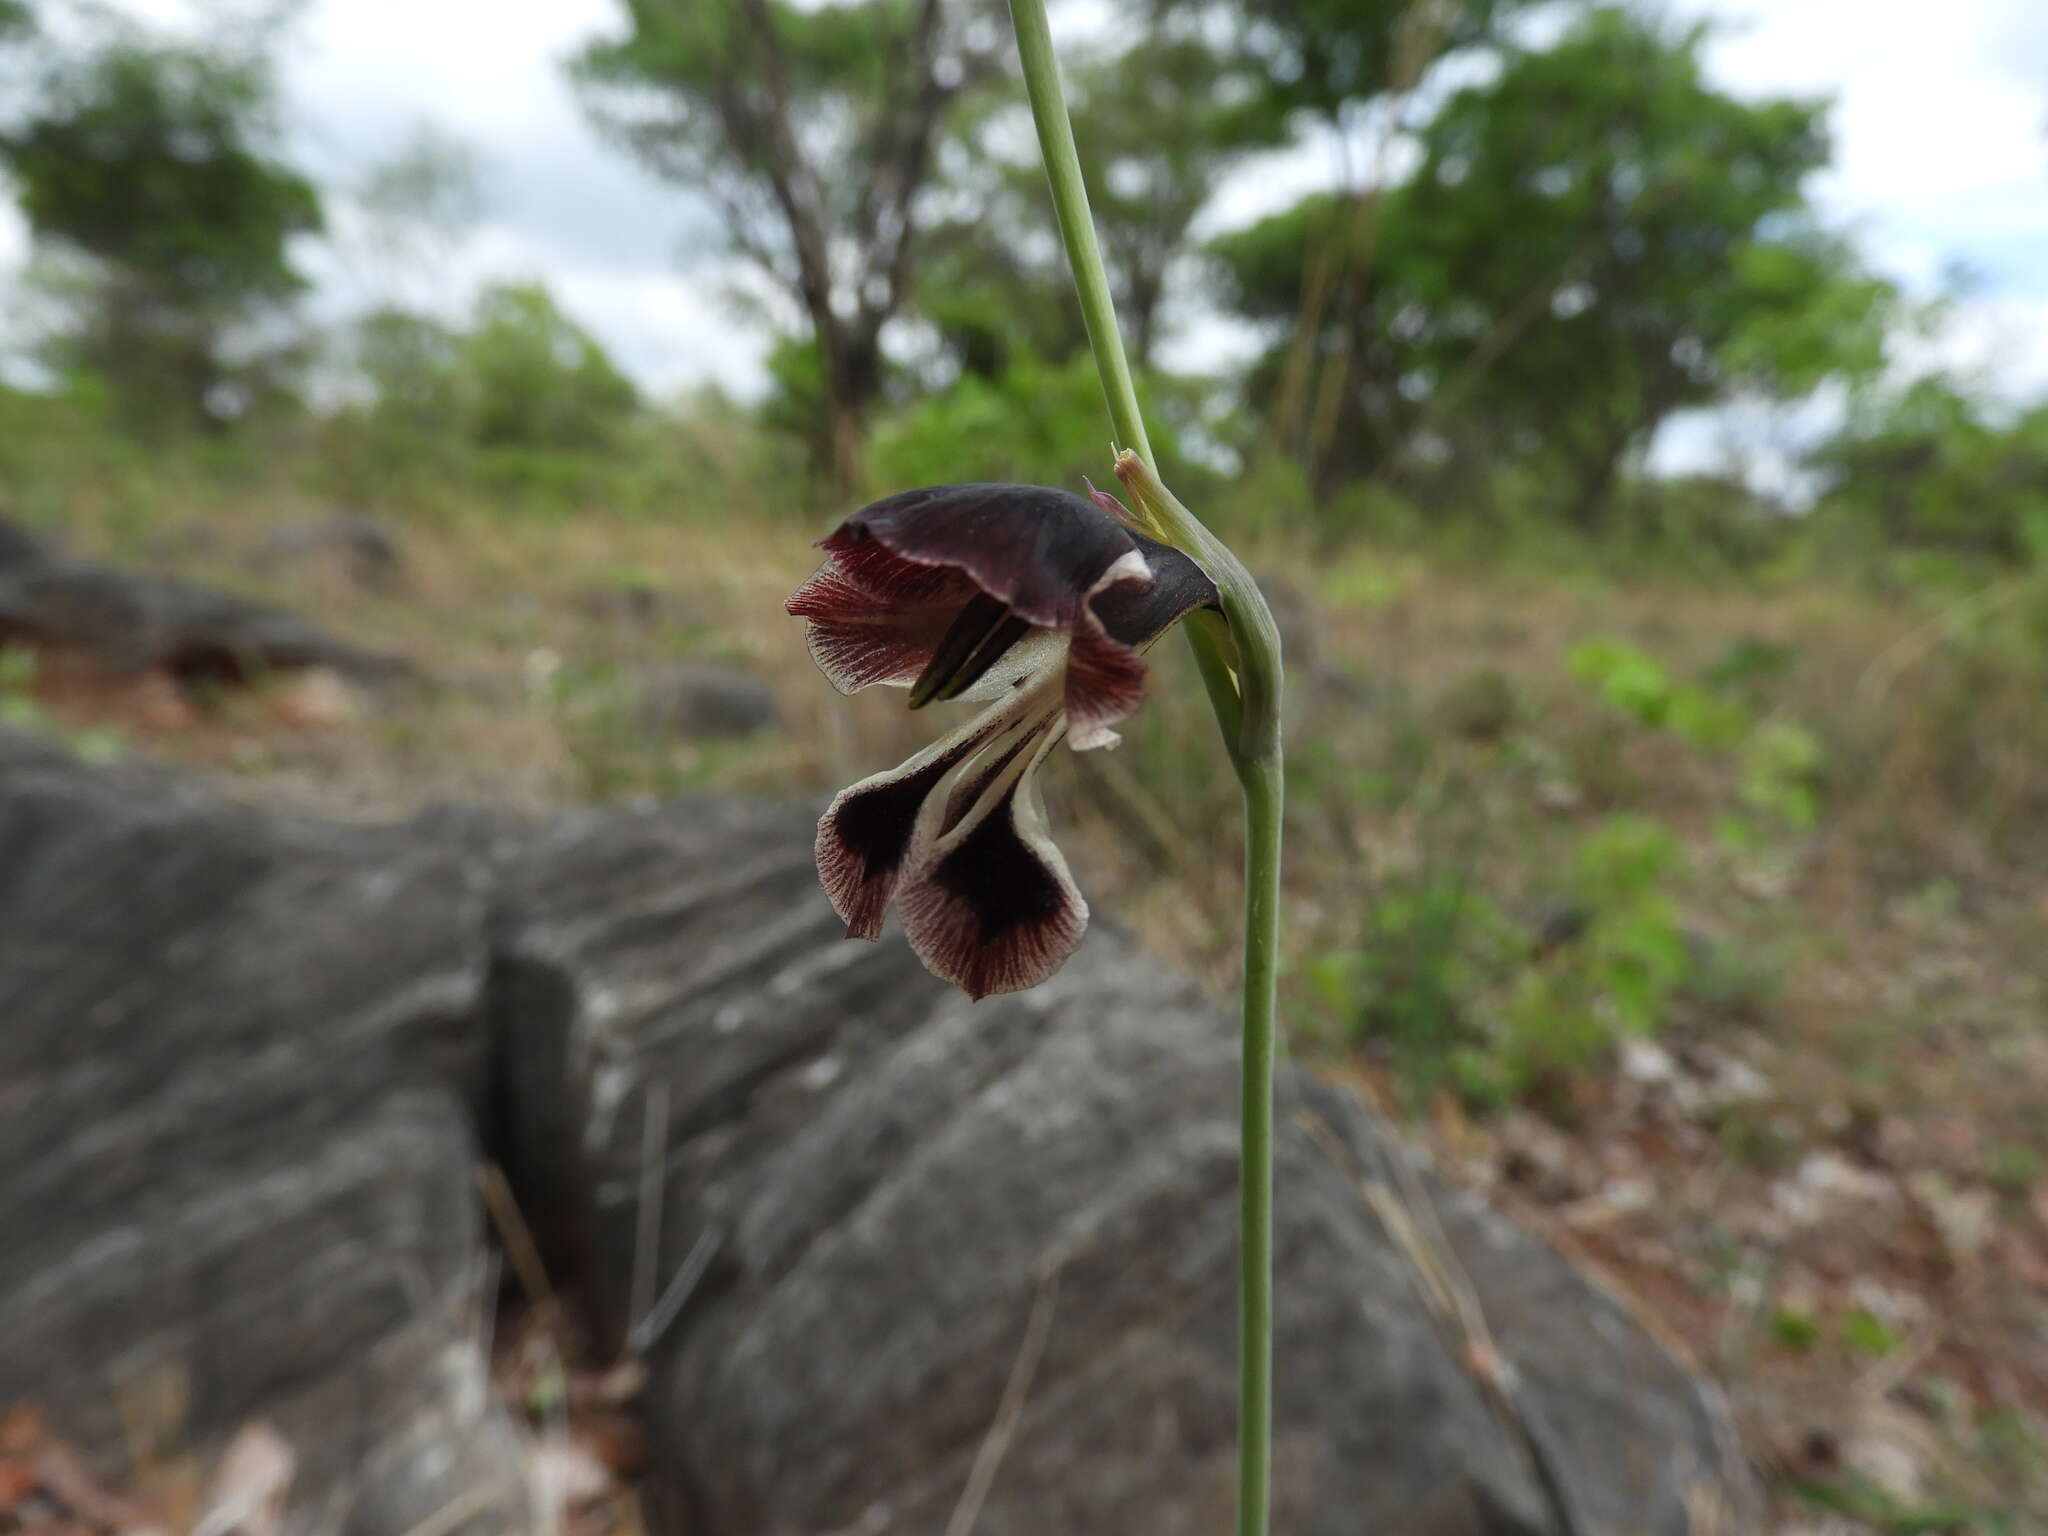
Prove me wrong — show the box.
[896,726,1083,1000]
[815,714,998,939]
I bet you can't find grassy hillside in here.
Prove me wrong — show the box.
[11,459,2047,1529]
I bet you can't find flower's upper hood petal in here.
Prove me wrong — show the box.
[1062,530,1219,751]
[831,483,1145,631]
[1094,530,1218,645]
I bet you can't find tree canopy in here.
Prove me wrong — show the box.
[1212,7,1893,521]
[572,0,1005,485]
[1,30,320,429]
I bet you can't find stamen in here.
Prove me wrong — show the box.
[908,592,1032,708]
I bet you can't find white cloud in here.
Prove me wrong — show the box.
[276,0,767,394]
[1701,0,2048,298]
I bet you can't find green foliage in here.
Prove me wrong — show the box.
[1306,862,1524,1106]
[1202,0,1527,126]
[329,282,640,504]
[1570,635,1827,832]
[461,284,638,454]
[1,29,320,431]
[1739,721,1826,829]
[4,42,316,298]
[1310,810,1700,1109]
[920,29,1286,377]
[1497,817,1692,1097]
[1812,376,2048,561]
[1793,1474,2026,1535]
[1771,1307,1821,1351]
[572,0,1001,478]
[1568,637,1744,749]
[1210,8,1892,522]
[1839,1307,1903,1358]
[867,351,1214,496]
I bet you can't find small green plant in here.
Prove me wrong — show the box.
[1308,863,1524,1106]
[1740,719,1827,828]
[1568,636,1748,748]
[1570,635,1828,834]
[1840,1307,1903,1358]
[1793,1474,2022,1535]
[1502,815,1692,1094]
[1771,1307,1821,1351]
[1313,812,1698,1108]
[1568,637,1675,725]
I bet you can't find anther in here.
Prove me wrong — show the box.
[910,593,1032,708]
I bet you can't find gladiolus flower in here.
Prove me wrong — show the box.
[787,481,1218,998]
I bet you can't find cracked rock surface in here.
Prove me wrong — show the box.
[0,727,1755,1533]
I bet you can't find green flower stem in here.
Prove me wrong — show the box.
[1236,751,1283,1532]
[1007,5,1286,1533]
[1005,0,1150,464]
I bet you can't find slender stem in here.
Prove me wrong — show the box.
[1005,0,1246,744]
[1236,753,1283,1536]
[1006,7,1286,1535]
[1007,0,1150,463]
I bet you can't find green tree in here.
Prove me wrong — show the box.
[919,31,1286,379]
[460,283,637,454]
[572,0,1003,487]
[347,281,638,481]
[1812,377,2048,561]
[1209,0,1527,143]
[0,29,321,432]
[1212,8,1892,521]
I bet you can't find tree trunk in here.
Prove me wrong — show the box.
[818,324,884,497]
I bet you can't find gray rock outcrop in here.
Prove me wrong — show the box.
[0,732,524,1531]
[0,517,407,686]
[0,727,1756,1533]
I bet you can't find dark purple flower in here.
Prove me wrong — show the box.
[787,482,1218,998]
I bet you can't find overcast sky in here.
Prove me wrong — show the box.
[4,0,2047,434]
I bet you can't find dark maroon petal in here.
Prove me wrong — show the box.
[789,559,957,693]
[896,726,1081,1000]
[1061,533,1218,750]
[803,615,949,693]
[815,717,998,939]
[1091,531,1218,646]
[813,530,980,609]
[789,543,983,694]
[836,484,1142,631]
[1063,619,1150,751]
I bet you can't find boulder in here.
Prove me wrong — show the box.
[496,801,1758,1535]
[633,660,781,741]
[0,514,52,570]
[0,730,1757,1533]
[0,731,527,1532]
[0,535,407,687]
[256,511,405,590]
